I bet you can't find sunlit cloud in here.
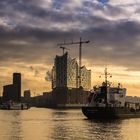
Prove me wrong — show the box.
[0,0,140,96]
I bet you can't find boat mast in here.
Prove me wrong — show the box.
[105,67,107,86]
[104,67,112,87]
[103,68,112,105]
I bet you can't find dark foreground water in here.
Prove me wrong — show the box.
[0,108,140,140]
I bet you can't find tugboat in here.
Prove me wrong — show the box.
[82,68,140,119]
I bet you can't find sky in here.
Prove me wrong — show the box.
[0,0,140,96]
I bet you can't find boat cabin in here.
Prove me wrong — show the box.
[87,83,126,107]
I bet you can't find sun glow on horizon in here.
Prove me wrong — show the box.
[0,61,140,97]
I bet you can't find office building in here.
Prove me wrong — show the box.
[13,73,21,101]
[2,73,21,102]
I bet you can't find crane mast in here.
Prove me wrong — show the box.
[57,37,90,88]
[59,46,69,55]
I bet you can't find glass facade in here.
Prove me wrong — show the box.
[81,66,91,90]
[52,52,91,90]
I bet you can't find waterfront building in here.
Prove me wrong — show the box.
[67,57,79,88]
[52,52,78,89]
[3,84,17,101]
[52,66,56,89]
[24,90,31,98]
[2,73,21,102]
[13,73,21,101]
[52,52,91,90]
[81,66,91,90]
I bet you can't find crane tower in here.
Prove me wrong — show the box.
[57,37,90,88]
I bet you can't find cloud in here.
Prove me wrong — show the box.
[81,20,140,70]
[45,71,52,81]
[0,0,140,94]
[29,66,40,77]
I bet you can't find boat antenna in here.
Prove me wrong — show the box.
[100,68,112,86]
[104,68,112,86]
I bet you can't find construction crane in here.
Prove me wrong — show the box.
[59,46,70,55]
[57,37,90,88]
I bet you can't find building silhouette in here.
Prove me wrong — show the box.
[24,90,31,98]
[52,52,91,90]
[3,73,21,102]
[13,73,21,101]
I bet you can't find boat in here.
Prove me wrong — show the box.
[82,68,140,119]
[0,102,30,110]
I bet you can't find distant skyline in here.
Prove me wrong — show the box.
[0,0,140,96]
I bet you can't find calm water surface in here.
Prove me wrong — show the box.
[0,107,140,140]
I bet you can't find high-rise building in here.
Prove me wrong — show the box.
[52,52,78,89]
[13,73,21,101]
[2,73,21,102]
[81,66,91,90]
[67,57,78,88]
[52,66,56,89]
[52,52,91,90]
[3,84,17,101]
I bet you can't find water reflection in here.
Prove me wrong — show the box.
[10,111,22,140]
[50,109,123,140]
[0,108,139,140]
[0,110,23,140]
[84,119,123,140]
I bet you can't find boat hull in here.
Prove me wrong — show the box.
[0,103,30,110]
[82,106,140,119]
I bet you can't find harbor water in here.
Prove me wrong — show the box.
[0,107,140,140]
